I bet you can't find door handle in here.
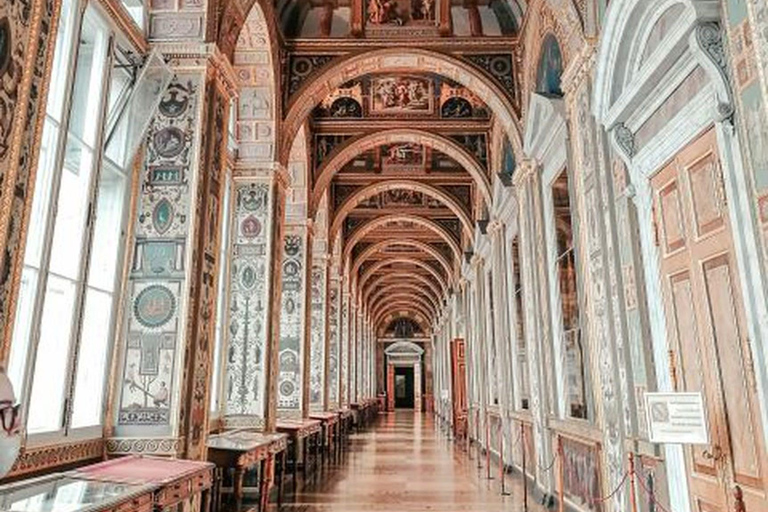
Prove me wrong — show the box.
[702,444,725,463]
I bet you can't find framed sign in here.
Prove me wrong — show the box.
[645,392,709,445]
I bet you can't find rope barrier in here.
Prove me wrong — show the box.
[562,450,629,507]
[635,470,673,512]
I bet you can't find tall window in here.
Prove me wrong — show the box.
[7,3,140,440]
[552,170,587,419]
[210,174,233,416]
[511,237,529,410]
[486,271,498,406]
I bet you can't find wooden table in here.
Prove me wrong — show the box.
[338,408,354,447]
[0,473,156,512]
[276,419,322,483]
[207,430,288,512]
[309,411,341,463]
[73,455,214,512]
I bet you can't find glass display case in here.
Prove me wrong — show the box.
[0,473,154,512]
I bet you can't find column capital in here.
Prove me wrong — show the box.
[512,158,538,186]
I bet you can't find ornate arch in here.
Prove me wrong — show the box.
[520,0,586,113]
[368,283,441,312]
[343,214,461,267]
[357,257,449,297]
[593,0,723,126]
[330,180,473,240]
[375,302,435,329]
[371,293,437,320]
[281,48,525,167]
[351,239,454,282]
[311,129,492,213]
[363,272,444,306]
[231,1,280,165]
[377,312,431,335]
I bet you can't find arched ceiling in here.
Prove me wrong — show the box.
[224,0,531,336]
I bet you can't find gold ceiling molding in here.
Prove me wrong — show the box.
[310,128,492,214]
[374,302,434,330]
[357,256,449,296]
[363,272,443,306]
[351,238,454,281]
[343,213,461,266]
[371,293,438,321]
[368,283,441,314]
[329,179,473,241]
[279,47,524,168]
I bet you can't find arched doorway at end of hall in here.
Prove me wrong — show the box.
[384,341,425,412]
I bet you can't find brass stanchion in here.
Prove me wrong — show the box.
[521,423,528,512]
[629,452,639,512]
[485,412,493,480]
[499,420,510,495]
[558,437,565,512]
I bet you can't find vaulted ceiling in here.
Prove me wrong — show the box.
[225,0,526,337]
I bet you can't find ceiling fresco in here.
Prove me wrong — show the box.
[265,2,525,332]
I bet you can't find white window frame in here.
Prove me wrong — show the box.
[8,0,146,447]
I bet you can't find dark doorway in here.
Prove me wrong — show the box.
[394,367,415,409]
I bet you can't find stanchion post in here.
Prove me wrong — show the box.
[521,423,528,512]
[476,409,483,469]
[629,452,638,512]
[485,412,493,480]
[500,420,510,495]
[558,436,565,512]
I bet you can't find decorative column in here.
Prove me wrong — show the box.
[277,223,313,419]
[327,271,341,409]
[340,281,350,407]
[349,302,358,403]
[513,160,554,491]
[309,252,329,412]
[489,221,515,455]
[215,164,288,433]
[109,52,241,457]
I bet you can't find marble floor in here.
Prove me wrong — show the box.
[271,411,546,512]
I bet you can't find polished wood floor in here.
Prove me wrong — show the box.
[271,411,546,511]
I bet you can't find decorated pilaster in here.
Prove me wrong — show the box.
[340,278,350,407]
[215,164,288,432]
[309,251,330,412]
[327,268,341,409]
[109,48,238,457]
[278,222,313,419]
[513,159,555,492]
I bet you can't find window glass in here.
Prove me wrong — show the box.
[552,170,587,419]
[511,237,529,410]
[211,175,232,414]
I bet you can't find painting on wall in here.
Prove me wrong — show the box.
[561,437,602,511]
[536,34,564,97]
[366,0,435,26]
[381,143,425,171]
[371,76,433,115]
[439,81,489,119]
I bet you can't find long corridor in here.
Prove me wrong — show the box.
[275,412,544,512]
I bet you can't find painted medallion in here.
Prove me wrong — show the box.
[153,127,186,158]
[134,284,177,329]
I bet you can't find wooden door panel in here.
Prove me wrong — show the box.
[659,179,687,254]
[686,152,725,239]
[653,128,768,510]
[669,272,717,476]
[701,255,764,488]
